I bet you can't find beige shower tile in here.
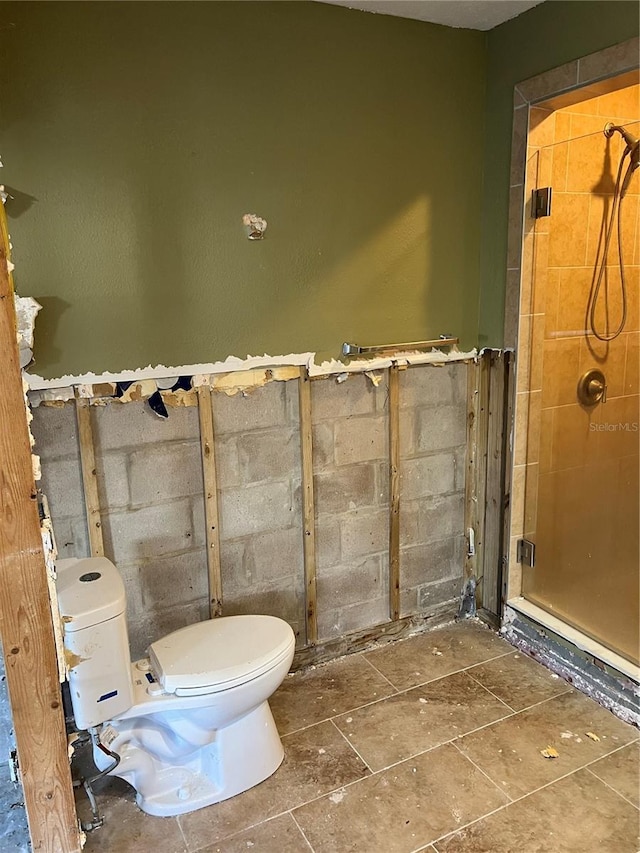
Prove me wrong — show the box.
[178,721,369,848]
[561,92,601,116]
[566,127,608,194]
[467,651,570,712]
[578,37,640,84]
[510,464,526,533]
[589,741,640,807]
[544,268,561,338]
[597,84,640,120]
[270,654,396,735]
[513,392,529,467]
[333,671,511,772]
[587,192,639,271]
[541,337,580,407]
[530,315,545,391]
[293,742,508,853]
[504,269,521,349]
[550,403,599,471]
[456,689,637,800]
[548,193,591,267]
[364,622,511,693]
[625,263,639,330]
[596,394,640,459]
[550,139,569,191]
[579,332,627,399]
[507,185,526,269]
[518,390,541,467]
[528,107,555,148]
[516,315,532,393]
[505,538,522,599]
[536,147,554,199]
[554,111,572,144]
[624,331,639,393]
[510,104,529,187]
[523,462,539,535]
[539,407,554,473]
[555,267,590,337]
[435,768,640,853]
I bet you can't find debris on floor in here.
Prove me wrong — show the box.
[540,746,559,759]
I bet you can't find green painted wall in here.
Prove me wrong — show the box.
[479,0,639,348]
[0,1,486,378]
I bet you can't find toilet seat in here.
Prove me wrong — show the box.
[149,614,295,696]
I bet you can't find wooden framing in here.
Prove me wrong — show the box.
[74,391,105,557]
[0,215,81,851]
[197,385,223,617]
[387,363,400,621]
[298,367,318,645]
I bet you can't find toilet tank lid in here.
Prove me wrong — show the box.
[148,615,295,694]
[56,557,127,632]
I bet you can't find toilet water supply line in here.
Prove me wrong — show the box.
[73,728,121,833]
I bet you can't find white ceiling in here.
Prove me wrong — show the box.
[318,0,545,31]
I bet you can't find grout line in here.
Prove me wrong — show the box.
[584,765,640,812]
[175,816,190,853]
[451,739,514,802]
[289,810,317,851]
[329,718,374,775]
[360,651,401,691]
[462,669,520,714]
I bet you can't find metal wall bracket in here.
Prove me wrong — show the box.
[517,538,536,568]
[531,187,552,219]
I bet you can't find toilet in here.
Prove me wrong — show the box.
[56,556,295,817]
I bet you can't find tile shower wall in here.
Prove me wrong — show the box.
[31,363,469,658]
[512,81,639,647]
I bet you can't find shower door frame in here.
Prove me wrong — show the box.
[502,37,640,679]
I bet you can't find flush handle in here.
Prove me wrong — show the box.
[577,369,606,405]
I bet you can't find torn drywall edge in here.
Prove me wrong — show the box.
[25,347,478,392]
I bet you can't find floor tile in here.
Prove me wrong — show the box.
[178,720,368,849]
[293,742,508,853]
[434,767,640,852]
[588,741,640,807]
[364,622,511,691]
[196,813,311,853]
[466,651,571,711]
[334,671,512,772]
[456,690,637,800]
[79,777,187,853]
[271,655,396,735]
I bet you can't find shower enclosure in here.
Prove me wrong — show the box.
[517,77,639,667]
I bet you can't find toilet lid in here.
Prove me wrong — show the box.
[148,615,295,695]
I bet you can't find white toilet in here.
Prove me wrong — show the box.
[56,556,295,817]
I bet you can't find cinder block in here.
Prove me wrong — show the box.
[223,580,302,625]
[400,364,458,408]
[246,526,304,584]
[31,402,79,460]
[51,516,90,560]
[96,451,130,509]
[237,429,300,484]
[417,405,467,453]
[399,409,416,456]
[219,480,293,539]
[285,377,300,423]
[374,461,390,506]
[213,435,241,489]
[454,445,468,491]
[340,509,388,561]
[93,401,199,452]
[400,537,461,588]
[102,499,194,565]
[317,556,383,609]
[400,453,456,500]
[334,416,387,466]
[311,374,376,422]
[39,457,86,521]
[137,549,209,611]
[399,587,420,618]
[220,539,250,594]
[315,517,341,569]
[318,597,387,642]
[129,441,203,506]
[418,576,463,610]
[130,600,208,660]
[312,422,335,470]
[314,464,376,515]
[213,383,287,435]
[401,493,465,547]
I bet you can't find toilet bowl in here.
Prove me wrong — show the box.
[56,557,295,817]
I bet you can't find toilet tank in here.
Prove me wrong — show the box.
[57,557,134,730]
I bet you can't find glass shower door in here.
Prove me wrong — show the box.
[521,115,640,666]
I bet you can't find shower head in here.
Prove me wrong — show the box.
[604,122,639,198]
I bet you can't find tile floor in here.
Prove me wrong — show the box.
[78,620,639,853]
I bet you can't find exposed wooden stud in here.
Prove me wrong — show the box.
[464,358,480,582]
[500,351,516,606]
[0,215,81,852]
[293,600,458,670]
[298,366,318,645]
[388,362,401,621]
[74,392,104,557]
[197,385,223,618]
[473,351,491,603]
[483,351,508,617]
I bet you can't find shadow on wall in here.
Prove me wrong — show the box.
[0,1,486,377]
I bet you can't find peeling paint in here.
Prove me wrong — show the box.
[64,648,87,670]
[211,366,300,396]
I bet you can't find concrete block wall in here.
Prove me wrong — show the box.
[31,361,469,661]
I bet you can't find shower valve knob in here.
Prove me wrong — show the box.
[577,369,606,405]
